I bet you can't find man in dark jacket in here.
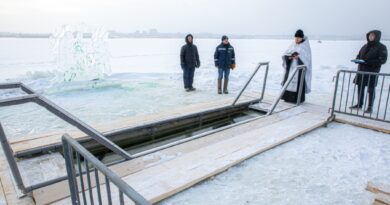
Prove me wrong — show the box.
[180,34,200,92]
[214,35,236,94]
[351,30,388,113]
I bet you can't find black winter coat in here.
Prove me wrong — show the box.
[354,30,388,87]
[180,34,200,69]
[214,43,235,69]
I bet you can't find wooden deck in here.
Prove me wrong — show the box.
[5,92,388,205]
[31,102,328,205]
[367,182,390,205]
[335,113,390,134]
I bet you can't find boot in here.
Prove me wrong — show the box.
[223,79,229,94]
[349,104,362,109]
[218,79,222,94]
[364,106,373,114]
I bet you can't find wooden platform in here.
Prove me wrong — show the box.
[28,102,328,205]
[367,182,390,205]
[335,113,390,134]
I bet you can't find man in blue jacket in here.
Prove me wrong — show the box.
[214,35,236,94]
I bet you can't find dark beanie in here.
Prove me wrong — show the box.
[295,29,304,38]
[221,35,229,41]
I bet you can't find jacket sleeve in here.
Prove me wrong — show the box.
[214,47,219,67]
[231,47,236,64]
[180,46,185,68]
[195,46,200,68]
[366,45,388,66]
[356,45,364,59]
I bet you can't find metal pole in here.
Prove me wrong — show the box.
[232,62,270,106]
[329,71,341,120]
[267,66,302,115]
[0,94,38,107]
[0,82,22,90]
[0,122,27,194]
[62,137,80,205]
[232,63,262,106]
[259,63,270,102]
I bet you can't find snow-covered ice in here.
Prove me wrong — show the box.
[159,123,390,205]
[0,38,389,139]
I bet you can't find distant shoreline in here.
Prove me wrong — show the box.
[0,32,387,41]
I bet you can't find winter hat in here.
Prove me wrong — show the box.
[221,35,229,41]
[295,29,304,38]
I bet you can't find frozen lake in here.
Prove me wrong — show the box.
[159,123,390,205]
[0,38,389,138]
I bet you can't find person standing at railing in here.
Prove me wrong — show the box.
[180,34,201,92]
[214,35,236,94]
[350,30,388,113]
[281,29,312,103]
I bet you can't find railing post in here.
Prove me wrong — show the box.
[0,122,27,194]
[259,63,270,102]
[329,71,341,122]
[62,135,80,205]
[267,66,305,115]
[232,62,269,106]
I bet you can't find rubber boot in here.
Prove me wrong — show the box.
[218,79,222,94]
[223,79,229,94]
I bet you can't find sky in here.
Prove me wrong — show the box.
[0,0,389,36]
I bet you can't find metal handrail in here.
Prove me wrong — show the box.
[232,62,270,106]
[329,69,390,123]
[0,82,132,194]
[267,65,307,115]
[62,134,151,205]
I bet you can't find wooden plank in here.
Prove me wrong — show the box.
[367,182,390,196]
[249,100,295,113]
[33,104,308,205]
[374,200,389,205]
[376,193,390,205]
[0,176,6,205]
[51,111,327,204]
[335,114,390,134]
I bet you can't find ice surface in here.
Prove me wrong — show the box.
[17,153,67,187]
[159,123,390,205]
[0,39,389,139]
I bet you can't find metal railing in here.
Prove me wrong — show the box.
[329,70,390,122]
[63,134,151,205]
[0,82,132,194]
[267,65,307,115]
[232,62,270,106]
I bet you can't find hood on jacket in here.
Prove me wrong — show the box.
[366,30,382,43]
[185,34,194,44]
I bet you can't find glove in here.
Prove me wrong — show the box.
[232,64,236,70]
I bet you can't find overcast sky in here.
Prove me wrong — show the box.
[1,0,389,36]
